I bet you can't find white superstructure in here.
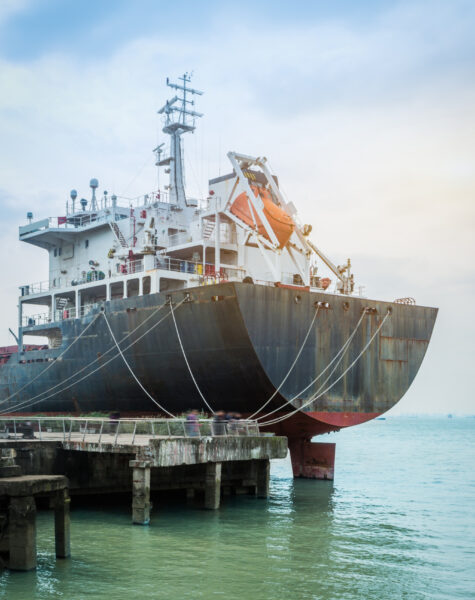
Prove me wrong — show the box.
[17,74,355,349]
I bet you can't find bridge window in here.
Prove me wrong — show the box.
[143,276,151,295]
[110,281,124,300]
[127,278,139,297]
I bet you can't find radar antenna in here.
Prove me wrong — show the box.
[156,73,203,207]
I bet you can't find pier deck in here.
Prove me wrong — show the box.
[0,418,287,525]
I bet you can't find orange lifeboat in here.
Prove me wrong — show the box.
[230,185,294,248]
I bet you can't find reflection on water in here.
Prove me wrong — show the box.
[0,417,474,600]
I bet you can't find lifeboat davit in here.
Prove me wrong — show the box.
[230,185,294,248]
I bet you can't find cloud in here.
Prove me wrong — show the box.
[0,0,474,413]
[0,0,31,25]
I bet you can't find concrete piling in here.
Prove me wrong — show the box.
[54,489,71,559]
[256,460,270,498]
[0,474,70,571]
[8,495,37,571]
[130,460,151,525]
[204,462,222,510]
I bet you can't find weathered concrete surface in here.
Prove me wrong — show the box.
[0,437,287,494]
[8,495,36,571]
[0,437,287,524]
[54,435,287,465]
[204,462,222,510]
[0,475,68,497]
[130,461,151,525]
[0,475,69,571]
[53,489,71,558]
[138,436,287,467]
[256,460,271,498]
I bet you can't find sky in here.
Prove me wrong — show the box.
[0,0,473,414]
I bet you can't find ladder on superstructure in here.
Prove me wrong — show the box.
[109,222,128,248]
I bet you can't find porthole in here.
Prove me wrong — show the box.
[294,295,302,304]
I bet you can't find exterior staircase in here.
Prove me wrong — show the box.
[109,222,128,247]
[202,219,215,240]
[56,297,69,311]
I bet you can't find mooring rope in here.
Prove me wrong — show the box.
[259,310,391,427]
[102,311,175,417]
[169,299,215,415]
[256,309,367,422]
[0,312,102,407]
[0,299,185,415]
[248,306,320,420]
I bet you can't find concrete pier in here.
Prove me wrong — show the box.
[0,430,287,526]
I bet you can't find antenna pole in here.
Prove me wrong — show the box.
[157,74,203,208]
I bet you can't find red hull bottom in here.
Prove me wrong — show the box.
[288,440,335,480]
[259,411,381,480]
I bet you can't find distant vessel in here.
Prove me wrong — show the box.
[0,74,438,478]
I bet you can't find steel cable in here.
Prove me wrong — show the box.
[0,299,186,414]
[256,309,367,422]
[169,300,215,414]
[259,311,391,427]
[0,312,101,406]
[102,312,174,416]
[248,306,320,419]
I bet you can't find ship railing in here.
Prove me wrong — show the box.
[65,190,173,216]
[0,417,262,446]
[154,257,246,281]
[22,312,52,327]
[23,305,96,326]
[115,258,144,276]
[53,305,96,322]
[167,224,237,248]
[20,279,63,296]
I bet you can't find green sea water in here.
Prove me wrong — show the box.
[0,416,474,600]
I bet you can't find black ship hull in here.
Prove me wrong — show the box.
[0,283,437,424]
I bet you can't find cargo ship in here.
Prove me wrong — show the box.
[0,75,437,478]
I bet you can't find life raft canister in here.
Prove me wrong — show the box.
[230,184,294,248]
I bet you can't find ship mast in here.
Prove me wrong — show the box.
[157,73,203,207]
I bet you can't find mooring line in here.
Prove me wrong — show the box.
[259,311,391,427]
[169,299,215,415]
[102,311,175,417]
[0,299,185,415]
[256,309,367,422]
[248,306,320,420]
[0,312,102,407]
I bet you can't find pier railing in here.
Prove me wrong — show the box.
[0,417,262,446]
